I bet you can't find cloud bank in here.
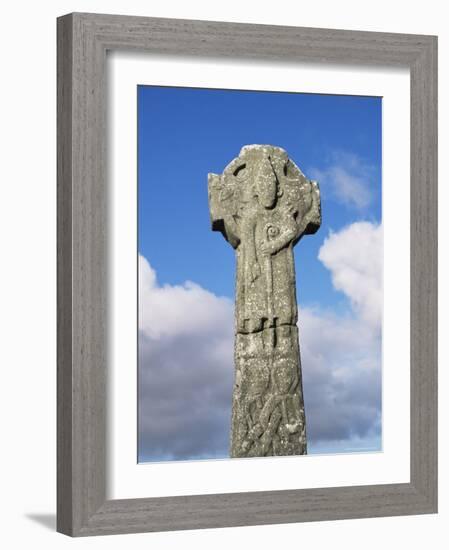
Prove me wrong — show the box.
[318,221,383,328]
[138,221,382,461]
[138,258,234,460]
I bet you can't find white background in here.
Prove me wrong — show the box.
[0,1,445,549]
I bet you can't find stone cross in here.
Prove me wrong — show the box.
[208,145,321,458]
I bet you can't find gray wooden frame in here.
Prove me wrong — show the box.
[57,12,438,537]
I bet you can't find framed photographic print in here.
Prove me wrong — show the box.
[57,12,437,536]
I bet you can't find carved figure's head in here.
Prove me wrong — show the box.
[253,154,279,209]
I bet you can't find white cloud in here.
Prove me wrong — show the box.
[138,219,382,460]
[310,151,378,209]
[318,221,383,329]
[299,307,381,444]
[300,221,382,445]
[139,256,233,340]
[138,255,235,460]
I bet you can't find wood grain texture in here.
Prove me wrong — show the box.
[57,12,438,536]
[57,13,74,536]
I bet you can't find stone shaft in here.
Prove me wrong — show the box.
[208,145,321,458]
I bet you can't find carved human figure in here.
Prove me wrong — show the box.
[208,145,321,458]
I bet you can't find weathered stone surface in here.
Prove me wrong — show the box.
[208,145,321,458]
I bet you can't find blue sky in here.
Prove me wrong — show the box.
[137,85,382,462]
[138,86,381,309]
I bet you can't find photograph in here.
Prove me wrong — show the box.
[137,85,383,463]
